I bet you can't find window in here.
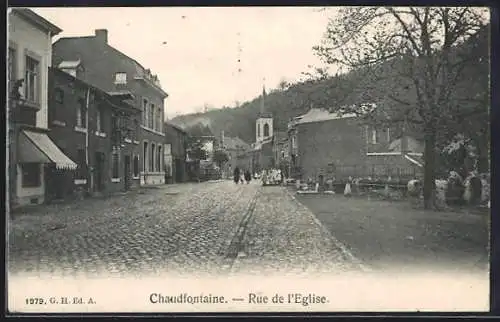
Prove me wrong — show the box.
[21,163,40,187]
[122,116,131,137]
[133,155,140,178]
[257,124,261,138]
[8,47,16,92]
[96,107,103,132]
[157,107,162,131]
[157,145,162,172]
[149,103,155,129]
[143,142,148,171]
[371,129,378,144]
[114,72,127,84]
[111,115,118,142]
[264,123,270,137]
[151,143,155,172]
[143,99,148,126]
[76,98,86,128]
[112,152,119,179]
[25,56,39,103]
[152,105,156,130]
[54,88,64,104]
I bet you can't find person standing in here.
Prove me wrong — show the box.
[234,167,240,184]
[244,170,251,184]
[240,170,245,184]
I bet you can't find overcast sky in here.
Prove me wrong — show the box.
[31,7,333,119]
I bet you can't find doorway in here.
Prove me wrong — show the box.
[175,158,183,183]
[124,155,131,191]
[94,152,105,192]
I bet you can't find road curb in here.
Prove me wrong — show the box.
[285,189,371,273]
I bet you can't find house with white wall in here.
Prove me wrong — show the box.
[8,8,77,208]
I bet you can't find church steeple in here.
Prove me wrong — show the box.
[256,80,273,143]
[260,83,267,116]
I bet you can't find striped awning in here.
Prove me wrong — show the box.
[18,130,78,170]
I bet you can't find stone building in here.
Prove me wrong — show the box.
[52,29,168,187]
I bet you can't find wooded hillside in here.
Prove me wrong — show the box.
[170,24,488,147]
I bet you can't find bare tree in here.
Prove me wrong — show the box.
[313,6,489,209]
[277,78,290,91]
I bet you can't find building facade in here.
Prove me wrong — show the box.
[47,67,141,201]
[288,108,424,182]
[52,29,168,187]
[8,9,78,208]
[164,122,188,183]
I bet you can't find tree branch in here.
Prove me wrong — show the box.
[387,7,423,56]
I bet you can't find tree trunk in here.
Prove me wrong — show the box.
[423,128,437,210]
[475,137,489,173]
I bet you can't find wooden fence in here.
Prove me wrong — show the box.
[334,164,421,181]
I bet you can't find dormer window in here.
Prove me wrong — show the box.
[114,72,127,85]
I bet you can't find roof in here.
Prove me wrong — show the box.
[165,122,187,134]
[12,8,62,35]
[53,34,168,98]
[107,91,135,100]
[388,136,424,154]
[49,67,138,113]
[224,137,250,150]
[273,131,287,142]
[293,108,358,125]
[258,112,273,118]
[58,60,82,69]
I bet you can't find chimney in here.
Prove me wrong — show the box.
[95,29,108,44]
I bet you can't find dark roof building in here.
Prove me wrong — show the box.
[53,29,169,186]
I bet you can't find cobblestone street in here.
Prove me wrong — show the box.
[8,181,355,278]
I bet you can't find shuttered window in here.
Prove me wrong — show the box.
[133,155,140,177]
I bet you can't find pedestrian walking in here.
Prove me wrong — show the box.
[234,167,240,184]
[240,170,245,184]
